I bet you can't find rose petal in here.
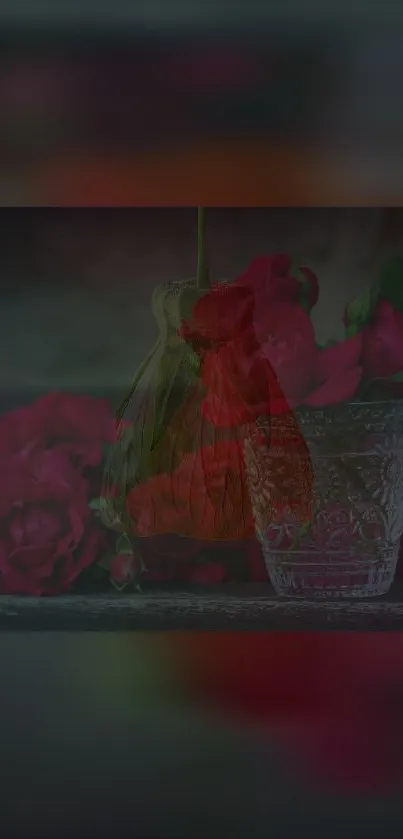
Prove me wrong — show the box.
[315,333,363,383]
[180,283,254,346]
[259,302,317,403]
[304,366,362,407]
[362,299,403,380]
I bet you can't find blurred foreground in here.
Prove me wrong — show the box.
[2,632,403,838]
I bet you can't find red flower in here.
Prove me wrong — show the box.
[304,332,363,407]
[0,448,104,596]
[233,255,319,324]
[258,302,317,405]
[201,342,288,426]
[126,441,255,542]
[258,304,362,409]
[0,392,114,469]
[233,254,300,307]
[179,283,254,348]
[363,299,403,390]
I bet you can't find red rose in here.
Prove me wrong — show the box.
[233,254,300,306]
[179,283,254,348]
[259,302,317,405]
[304,332,363,407]
[363,299,403,390]
[201,341,288,426]
[0,447,104,596]
[0,392,114,469]
[233,255,319,322]
[126,441,255,542]
[262,310,362,409]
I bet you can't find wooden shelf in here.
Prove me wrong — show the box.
[2,582,403,630]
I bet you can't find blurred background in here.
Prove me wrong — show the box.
[0,2,402,203]
[2,206,403,404]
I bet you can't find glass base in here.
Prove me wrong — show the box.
[266,549,398,599]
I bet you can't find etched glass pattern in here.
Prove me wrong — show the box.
[244,402,403,598]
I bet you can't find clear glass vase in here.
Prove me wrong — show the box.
[245,401,403,598]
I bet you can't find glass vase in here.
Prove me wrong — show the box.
[245,400,403,598]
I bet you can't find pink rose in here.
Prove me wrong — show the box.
[0,392,114,469]
[0,447,104,596]
[233,255,319,318]
[233,254,300,305]
[259,302,317,405]
[363,299,403,391]
[304,332,363,407]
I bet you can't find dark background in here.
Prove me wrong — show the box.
[0,4,402,202]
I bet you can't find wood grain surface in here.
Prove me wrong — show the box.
[2,584,403,630]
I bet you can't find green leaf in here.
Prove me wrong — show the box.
[347,323,359,338]
[345,281,380,329]
[379,255,403,312]
[116,533,133,555]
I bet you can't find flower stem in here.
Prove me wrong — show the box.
[196,206,210,288]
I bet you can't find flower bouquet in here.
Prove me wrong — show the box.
[95,224,403,599]
[2,212,403,599]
